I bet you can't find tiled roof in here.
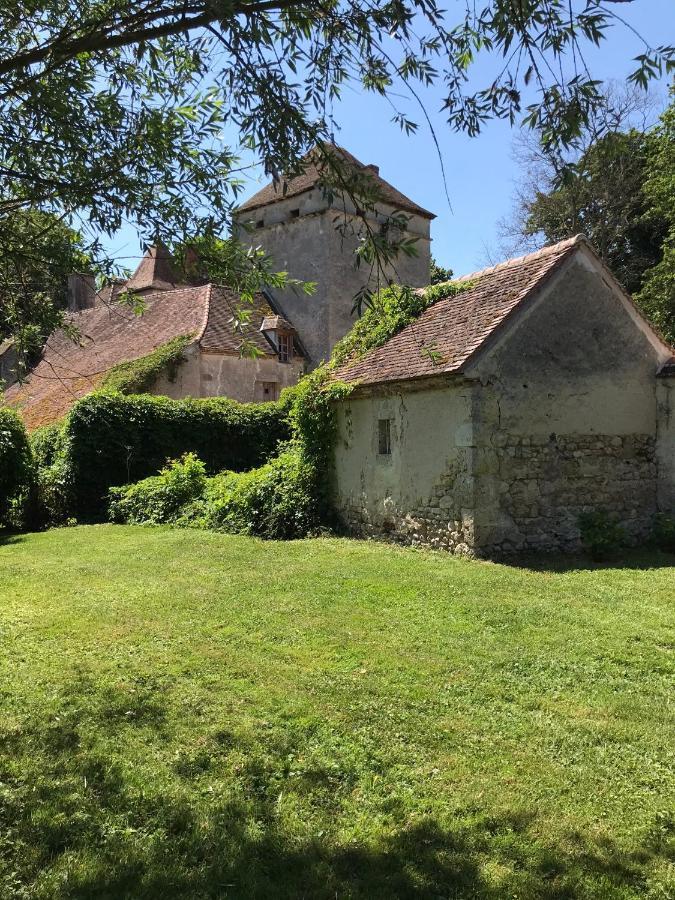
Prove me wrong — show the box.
[334,235,587,387]
[5,285,291,429]
[126,242,182,292]
[239,145,435,219]
[200,287,280,354]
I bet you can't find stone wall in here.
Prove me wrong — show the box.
[237,188,431,367]
[340,445,477,555]
[656,376,675,515]
[480,432,657,555]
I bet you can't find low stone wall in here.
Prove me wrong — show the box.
[340,432,657,556]
[484,432,657,554]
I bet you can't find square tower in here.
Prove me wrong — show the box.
[236,145,435,367]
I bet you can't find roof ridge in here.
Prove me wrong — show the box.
[197,283,213,343]
[449,234,587,286]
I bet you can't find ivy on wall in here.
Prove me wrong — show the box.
[330,280,475,368]
[100,334,194,395]
[109,280,475,538]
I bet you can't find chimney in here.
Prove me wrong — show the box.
[67,273,97,311]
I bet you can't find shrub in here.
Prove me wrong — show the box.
[43,391,291,521]
[109,453,207,525]
[651,513,675,553]
[0,407,32,528]
[202,448,320,539]
[578,510,626,560]
[110,448,320,540]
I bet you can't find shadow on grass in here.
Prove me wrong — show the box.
[1,682,672,899]
[492,548,675,574]
[0,529,27,547]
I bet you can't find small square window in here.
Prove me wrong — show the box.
[290,208,300,219]
[255,380,279,401]
[255,219,265,229]
[378,418,391,455]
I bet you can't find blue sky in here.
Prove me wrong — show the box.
[104,0,674,278]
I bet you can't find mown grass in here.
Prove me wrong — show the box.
[0,525,673,899]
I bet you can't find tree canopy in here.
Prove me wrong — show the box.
[503,89,674,342]
[0,1,673,352]
[636,96,675,343]
[523,128,668,294]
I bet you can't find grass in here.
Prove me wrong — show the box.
[0,525,673,899]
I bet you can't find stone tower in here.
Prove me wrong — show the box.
[236,145,435,367]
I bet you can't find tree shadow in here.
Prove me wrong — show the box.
[491,547,675,573]
[0,529,26,547]
[18,795,673,900]
[2,685,672,899]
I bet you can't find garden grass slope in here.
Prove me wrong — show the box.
[0,526,673,898]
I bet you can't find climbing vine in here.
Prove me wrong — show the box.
[100,334,193,395]
[329,280,475,368]
[110,280,477,538]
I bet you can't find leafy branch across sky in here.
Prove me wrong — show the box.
[0,0,672,357]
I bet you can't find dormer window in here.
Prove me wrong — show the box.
[260,314,297,364]
[278,332,293,363]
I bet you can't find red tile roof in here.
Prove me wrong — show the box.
[334,236,587,388]
[5,284,289,429]
[126,241,183,292]
[239,145,435,219]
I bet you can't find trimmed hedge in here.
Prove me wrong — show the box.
[41,392,292,521]
[0,407,32,527]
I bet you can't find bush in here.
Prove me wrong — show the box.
[202,448,320,539]
[651,513,675,553]
[109,447,321,540]
[109,453,207,525]
[578,510,626,560]
[0,407,32,528]
[40,392,291,521]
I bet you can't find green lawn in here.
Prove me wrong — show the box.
[0,526,673,899]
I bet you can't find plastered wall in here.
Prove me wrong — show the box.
[334,382,479,552]
[238,190,431,366]
[151,342,303,404]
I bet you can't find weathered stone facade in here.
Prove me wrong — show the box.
[340,446,477,555]
[338,432,657,556]
[333,240,675,557]
[483,432,656,554]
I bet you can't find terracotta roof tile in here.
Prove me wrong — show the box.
[126,242,183,292]
[239,145,434,219]
[335,235,586,387]
[199,287,283,355]
[5,284,297,429]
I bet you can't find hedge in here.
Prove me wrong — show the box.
[42,391,292,521]
[0,407,32,527]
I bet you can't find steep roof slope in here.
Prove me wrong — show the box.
[126,241,183,292]
[5,285,282,429]
[335,235,669,388]
[239,145,435,219]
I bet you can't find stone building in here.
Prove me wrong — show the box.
[237,145,434,367]
[4,146,432,428]
[333,235,675,555]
